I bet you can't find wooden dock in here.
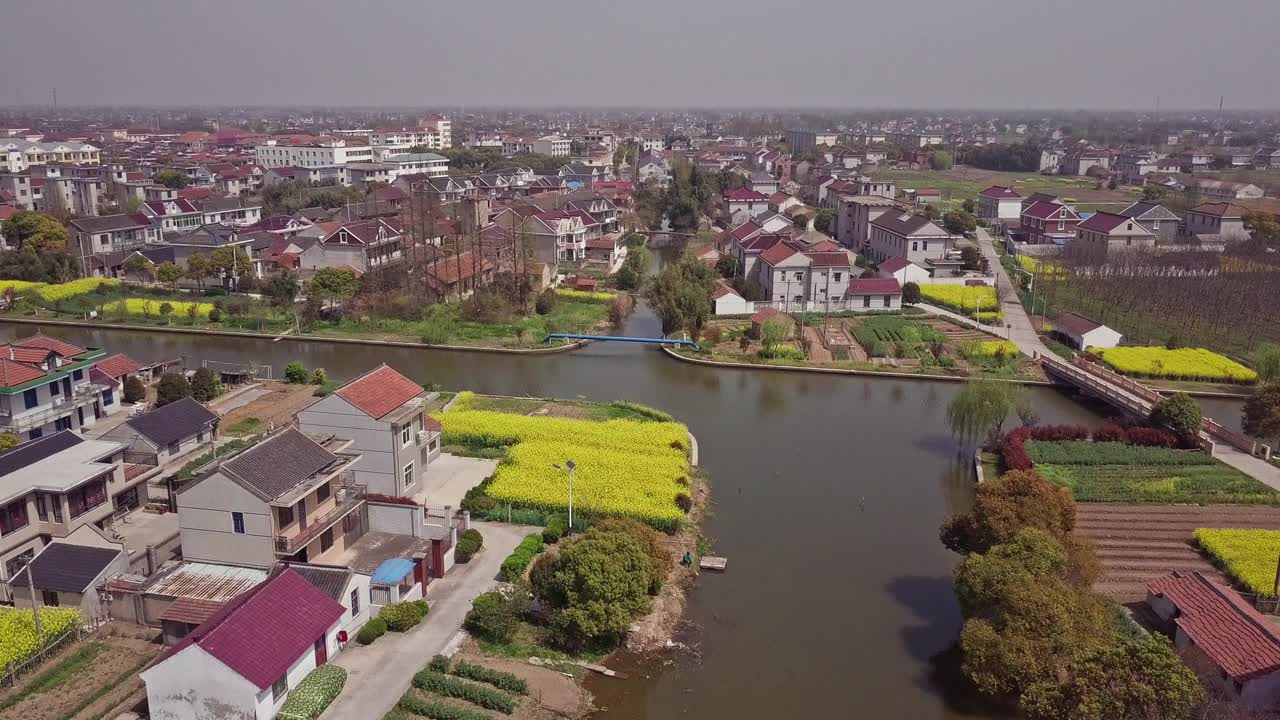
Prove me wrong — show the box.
[699,556,727,571]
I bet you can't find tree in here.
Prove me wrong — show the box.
[190,367,222,402]
[760,317,790,350]
[643,253,714,337]
[152,170,189,189]
[122,375,146,404]
[185,253,213,290]
[2,211,70,255]
[944,210,978,236]
[306,267,359,307]
[154,372,192,407]
[1149,392,1202,437]
[1253,344,1280,384]
[208,246,251,285]
[616,248,650,291]
[959,245,983,270]
[158,301,174,324]
[940,470,1079,557]
[464,586,528,643]
[714,254,737,279]
[0,433,17,453]
[1244,210,1280,250]
[945,379,1024,444]
[284,361,309,384]
[265,271,300,307]
[1243,384,1280,447]
[922,204,941,220]
[123,254,154,282]
[902,281,921,305]
[928,150,954,170]
[1140,185,1166,201]
[156,262,183,292]
[813,208,834,234]
[1020,634,1204,720]
[962,198,976,214]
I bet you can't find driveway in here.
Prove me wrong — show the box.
[975,226,1057,359]
[413,454,499,508]
[324,521,534,720]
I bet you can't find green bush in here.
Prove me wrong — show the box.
[607,400,674,422]
[285,361,309,383]
[542,515,569,544]
[499,534,545,581]
[411,671,517,714]
[455,528,483,563]
[428,654,451,673]
[380,601,428,632]
[397,693,491,720]
[463,589,525,643]
[451,661,528,695]
[356,617,387,645]
[1024,440,1213,467]
[278,664,347,720]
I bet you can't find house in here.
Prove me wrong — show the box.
[908,189,943,207]
[1117,201,1180,245]
[723,188,770,218]
[296,219,404,274]
[1051,312,1121,350]
[524,210,587,261]
[750,172,780,195]
[1146,571,1280,708]
[750,307,792,336]
[1251,147,1280,170]
[1116,152,1159,185]
[141,567,347,720]
[296,365,439,500]
[1021,200,1081,246]
[752,239,854,311]
[711,281,749,315]
[421,252,496,302]
[1192,179,1264,201]
[102,397,219,465]
[977,186,1023,224]
[7,526,127,615]
[769,192,802,214]
[835,194,898,251]
[1179,149,1212,173]
[70,213,159,260]
[140,194,203,234]
[847,277,902,311]
[278,561,371,643]
[106,561,269,643]
[867,212,955,265]
[176,428,366,569]
[1069,211,1155,260]
[0,335,112,441]
[876,256,931,286]
[1182,202,1251,247]
[0,430,144,601]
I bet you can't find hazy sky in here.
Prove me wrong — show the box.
[4,0,1278,110]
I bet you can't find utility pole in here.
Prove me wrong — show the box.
[24,561,43,640]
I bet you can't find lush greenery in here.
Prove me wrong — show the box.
[450,661,528,695]
[941,470,1080,556]
[33,278,120,303]
[1,211,70,255]
[154,372,192,407]
[380,600,429,632]
[277,665,347,720]
[411,671,517,714]
[1148,392,1203,437]
[919,284,998,318]
[851,315,945,357]
[0,607,82,671]
[436,392,692,530]
[644,252,715,337]
[454,528,483,563]
[1243,383,1280,447]
[464,587,528,644]
[946,379,1026,444]
[395,693,492,720]
[542,514,569,543]
[356,618,388,645]
[103,297,214,320]
[1024,440,1213,466]
[1093,346,1258,383]
[1194,528,1280,597]
[498,534,545,581]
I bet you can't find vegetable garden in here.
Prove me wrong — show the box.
[1194,528,1280,597]
[0,606,82,672]
[1092,346,1258,384]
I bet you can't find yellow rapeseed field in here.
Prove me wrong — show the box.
[33,278,119,302]
[106,298,215,319]
[919,285,997,317]
[0,606,82,670]
[1194,528,1280,596]
[1094,347,1258,383]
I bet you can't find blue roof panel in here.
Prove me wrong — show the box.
[371,558,416,584]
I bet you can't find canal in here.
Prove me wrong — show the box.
[0,315,1246,720]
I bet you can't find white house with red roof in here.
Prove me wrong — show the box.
[876,256,931,286]
[977,185,1023,224]
[0,335,111,441]
[296,218,404,275]
[847,277,902,311]
[1069,211,1154,260]
[1182,202,1251,247]
[296,365,440,499]
[139,192,203,234]
[141,567,347,720]
[722,187,769,218]
[753,238,855,311]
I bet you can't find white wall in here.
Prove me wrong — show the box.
[143,645,259,720]
[367,502,422,537]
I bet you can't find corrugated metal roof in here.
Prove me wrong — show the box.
[146,562,267,601]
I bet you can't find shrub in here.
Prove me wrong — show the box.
[757,344,804,361]
[534,288,558,315]
[411,671,518,714]
[1091,423,1127,443]
[311,368,327,385]
[1150,392,1203,437]
[428,654,451,673]
[499,534,545,581]
[1124,427,1180,448]
[207,307,222,322]
[33,278,119,302]
[464,589,524,643]
[451,661,528,695]
[396,694,491,720]
[455,528,483,563]
[277,664,346,720]
[284,361,309,384]
[675,493,692,512]
[154,372,192,407]
[356,617,387,645]
[379,602,427,632]
[122,375,146,404]
[542,514,568,544]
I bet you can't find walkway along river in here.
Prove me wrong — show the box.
[0,308,1246,720]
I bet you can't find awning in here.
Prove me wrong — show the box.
[370,558,416,585]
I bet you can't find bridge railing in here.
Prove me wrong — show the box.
[1068,356,1163,405]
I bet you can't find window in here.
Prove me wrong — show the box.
[72,369,83,381]
[320,528,334,552]
[42,591,59,607]
[23,389,37,410]
[922,241,929,251]
[862,295,871,308]
[166,441,180,455]
[883,295,892,308]
[316,482,331,503]
[68,479,106,519]
[29,428,40,440]
[277,505,294,527]
[350,588,361,617]
[272,675,288,703]
[833,272,842,282]
[5,549,33,577]
[1057,221,1064,231]
[49,381,59,397]
[403,462,414,489]
[231,512,245,534]
[102,389,114,406]
[0,499,29,536]
[401,424,411,445]
[794,271,804,281]
[911,241,918,251]
[55,416,72,432]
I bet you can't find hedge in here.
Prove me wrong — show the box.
[278,664,347,720]
[542,515,568,544]
[451,661,528,695]
[499,534,545,581]
[396,693,492,720]
[357,617,387,645]
[455,528,483,563]
[411,671,517,714]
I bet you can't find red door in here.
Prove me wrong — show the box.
[314,637,327,666]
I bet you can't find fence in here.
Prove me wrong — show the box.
[1238,592,1280,616]
[1,616,108,689]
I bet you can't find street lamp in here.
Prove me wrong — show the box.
[553,460,576,531]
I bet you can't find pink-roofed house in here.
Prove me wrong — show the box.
[1069,211,1154,260]
[977,185,1023,224]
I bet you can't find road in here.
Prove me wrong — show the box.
[324,522,535,720]
[974,226,1056,359]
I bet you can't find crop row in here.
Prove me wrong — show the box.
[1093,346,1258,384]
[1023,440,1215,467]
[1038,463,1279,504]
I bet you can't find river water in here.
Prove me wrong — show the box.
[0,312,1246,720]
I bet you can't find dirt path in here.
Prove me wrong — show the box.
[800,326,832,363]
[1076,504,1280,602]
[218,380,318,431]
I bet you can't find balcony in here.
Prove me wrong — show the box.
[273,482,366,556]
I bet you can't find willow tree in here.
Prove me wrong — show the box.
[946,379,1024,445]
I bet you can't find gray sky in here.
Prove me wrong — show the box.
[4,0,1278,110]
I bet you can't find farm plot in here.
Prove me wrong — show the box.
[0,633,159,720]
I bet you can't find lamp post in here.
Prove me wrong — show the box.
[553,460,576,531]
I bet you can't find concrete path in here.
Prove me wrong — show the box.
[412,454,500,508]
[324,522,535,720]
[1214,445,1280,492]
[975,227,1056,359]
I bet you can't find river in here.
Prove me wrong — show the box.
[0,311,1246,720]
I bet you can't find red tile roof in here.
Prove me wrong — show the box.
[751,307,784,324]
[148,568,344,690]
[1147,571,1280,682]
[729,222,762,242]
[1077,212,1140,233]
[878,257,913,273]
[724,187,769,202]
[1022,200,1075,220]
[1191,202,1249,218]
[980,185,1022,199]
[335,364,425,419]
[0,206,15,222]
[711,281,741,300]
[758,242,800,266]
[17,334,85,357]
[849,277,902,295]
[806,251,852,267]
[0,345,52,364]
[0,358,47,387]
[95,353,142,379]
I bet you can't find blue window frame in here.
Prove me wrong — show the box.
[102,389,114,406]
[23,389,38,409]
[232,512,245,534]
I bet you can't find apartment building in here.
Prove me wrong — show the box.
[379,152,449,179]
[833,194,897,250]
[0,335,114,442]
[296,365,441,498]
[0,139,100,172]
[177,428,366,569]
[419,114,452,149]
[70,213,160,257]
[254,140,375,170]
[370,127,444,151]
[784,129,839,149]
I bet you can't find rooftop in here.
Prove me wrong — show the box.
[217,428,354,503]
[124,397,218,448]
[334,364,426,420]
[1148,571,1280,682]
[8,542,122,593]
[0,431,125,506]
[144,561,269,603]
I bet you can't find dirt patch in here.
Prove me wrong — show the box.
[0,631,160,720]
[217,381,319,431]
[453,645,593,720]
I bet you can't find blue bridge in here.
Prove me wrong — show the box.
[542,333,699,348]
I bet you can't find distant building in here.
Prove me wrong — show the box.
[254,139,375,170]
[1051,312,1122,350]
[1117,201,1180,245]
[977,185,1023,224]
[1069,211,1155,261]
[784,129,838,150]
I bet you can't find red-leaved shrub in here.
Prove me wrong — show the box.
[1124,427,1179,448]
[1091,423,1128,443]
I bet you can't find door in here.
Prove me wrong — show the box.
[61,377,71,399]
[313,637,327,666]
[297,498,308,530]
